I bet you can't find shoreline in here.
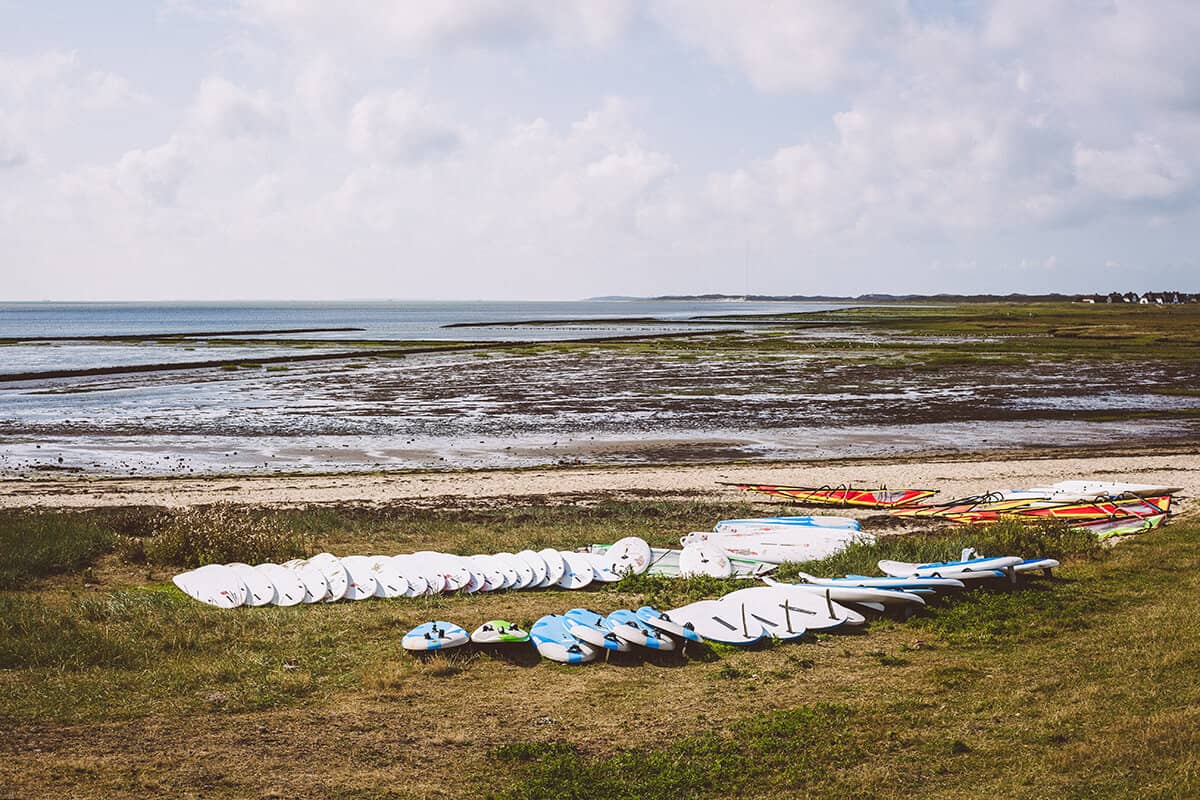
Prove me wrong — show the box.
[4,442,1196,509]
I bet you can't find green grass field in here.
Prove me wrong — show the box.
[0,502,1197,798]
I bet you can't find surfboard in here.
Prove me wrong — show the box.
[227,562,274,607]
[665,599,766,645]
[414,551,471,592]
[338,555,380,600]
[715,516,862,532]
[254,563,306,607]
[535,548,567,588]
[467,554,507,592]
[563,608,632,652]
[604,537,653,577]
[173,564,246,609]
[391,555,430,597]
[407,553,449,594]
[678,543,732,578]
[878,555,1022,580]
[607,610,676,650]
[635,605,704,643]
[515,549,549,587]
[763,576,925,607]
[582,551,622,583]
[721,585,851,632]
[557,551,595,589]
[308,553,351,602]
[800,572,966,591]
[715,587,810,641]
[531,614,599,664]
[495,552,536,589]
[402,621,470,652]
[470,620,531,645]
[1013,557,1059,575]
[289,560,330,603]
[367,556,410,599]
[685,529,868,564]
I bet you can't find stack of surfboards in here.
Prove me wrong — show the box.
[172,536,656,608]
[532,607,704,663]
[675,515,872,573]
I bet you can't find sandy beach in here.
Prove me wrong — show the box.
[4,444,1196,510]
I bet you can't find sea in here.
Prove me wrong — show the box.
[0,300,840,341]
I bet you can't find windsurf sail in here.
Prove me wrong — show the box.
[723,483,938,508]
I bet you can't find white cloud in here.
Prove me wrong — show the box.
[346,90,462,164]
[652,0,899,92]
[190,77,285,139]
[1074,136,1192,201]
[236,0,635,51]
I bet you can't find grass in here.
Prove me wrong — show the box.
[0,510,117,588]
[0,501,1196,798]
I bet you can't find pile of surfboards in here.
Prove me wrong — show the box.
[674,515,873,573]
[172,536,656,608]
[888,480,1179,536]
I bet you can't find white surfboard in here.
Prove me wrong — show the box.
[495,552,536,589]
[687,529,867,564]
[582,551,622,583]
[536,548,567,588]
[389,555,430,597]
[307,553,350,602]
[1014,557,1060,575]
[796,572,966,591]
[228,562,274,607]
[715,516,862,533]
[414,551,471,592]
[292,560,330,603]
[368,556,410,599]
[679,543,732,578]
[557,550,595,589]
[763,576,925,607]
[515,549,549,587]
[666,599,766,645]
[467,554,507,592]
[878,556,1021,580]
[254,563,306,606]
[338,555,380,600]
[407,553,448,594]
[173,564,246,609]
[721,585,851,632]
[605,537,653,577]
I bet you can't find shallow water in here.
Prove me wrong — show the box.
[2,345,1196,476]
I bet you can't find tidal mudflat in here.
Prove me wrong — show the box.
[1,303,1197,476]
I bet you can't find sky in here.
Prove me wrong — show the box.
[2,0,1199,301]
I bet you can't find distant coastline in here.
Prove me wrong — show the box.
[589,292,1200,303]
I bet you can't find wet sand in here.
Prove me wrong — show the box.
[3,444,1196,510]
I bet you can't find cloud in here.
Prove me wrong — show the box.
[190,77,285,139]
[236,0,635,51]
[652,0,900,92]
[1074,136,1193,202]
[346,90,462,164]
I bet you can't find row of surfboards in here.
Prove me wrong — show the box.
[402,551,1060,663]
[172,516,876,608]
[172,537,660,608]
